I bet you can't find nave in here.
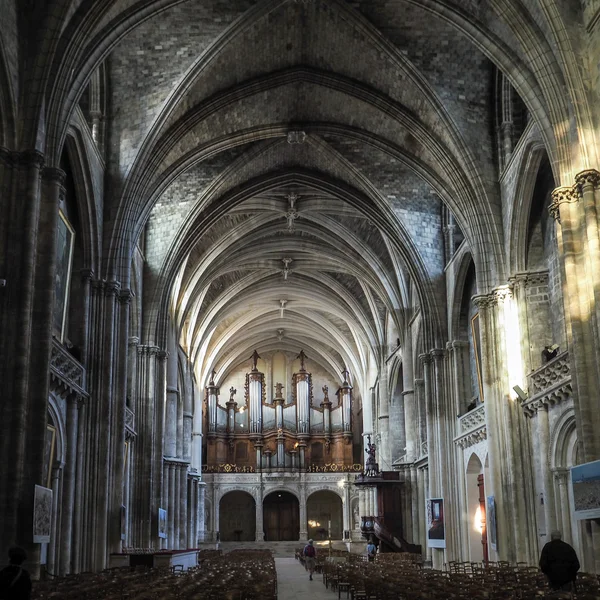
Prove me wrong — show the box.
[27,545,600,599]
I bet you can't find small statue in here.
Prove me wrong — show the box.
[251,350,261,371]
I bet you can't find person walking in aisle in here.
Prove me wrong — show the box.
[539,530,580,593]
[303,539,317,580]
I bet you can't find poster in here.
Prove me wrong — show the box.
[158,508,167,539]
[487,495,497,551]
[53,210,75,343]
[426,498,445,548]
[572,460,600,520]
[33,485,53,543]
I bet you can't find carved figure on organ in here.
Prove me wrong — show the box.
[322,385,329,401]
[229,387,237,401]
[251,350,261,372]
[275,382,284,398]
[297,350,307,371]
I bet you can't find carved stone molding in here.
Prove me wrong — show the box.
[509,270,549,289]
[455,427,487,450]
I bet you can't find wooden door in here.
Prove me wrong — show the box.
[263,492,299,541]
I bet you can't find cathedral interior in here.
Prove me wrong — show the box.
[1,0,600,591]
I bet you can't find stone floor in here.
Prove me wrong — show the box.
[275,557,338,600]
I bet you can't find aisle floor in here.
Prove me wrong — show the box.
[275,557,338,600]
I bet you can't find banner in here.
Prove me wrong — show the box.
[487,495,497,551]
[158,508,167,539]
[426,498,445,549]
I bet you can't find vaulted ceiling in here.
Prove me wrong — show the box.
[39,0,583,394]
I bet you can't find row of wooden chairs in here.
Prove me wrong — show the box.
[32,550,277,600]
[314,557,600,600]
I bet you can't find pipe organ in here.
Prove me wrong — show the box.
[205,350,355,470]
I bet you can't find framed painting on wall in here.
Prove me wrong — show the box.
[33,485,53,543]
[471,313,485,402]
[53,210,75,343]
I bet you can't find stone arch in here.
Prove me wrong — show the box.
[219,490,256,542]
[47,393,66,467]
[64,121,101,274]
[506,134,549,274]
[550,408,577,470]
[0,32,16,148]
[449,247,476,342]
[465,452,486,563]
[306,489,344,540]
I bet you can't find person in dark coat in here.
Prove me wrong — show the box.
[539,530,580,592]
[0,547,32,600]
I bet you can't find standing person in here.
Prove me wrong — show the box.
[539,530,580,593]
[303,539,317,580]
[366,538,377,562]
[0,547,32,600]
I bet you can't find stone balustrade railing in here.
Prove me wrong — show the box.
[49,338,88,400]
[454,404,486,449]
[522,351,572,416]
[125,406,135,438]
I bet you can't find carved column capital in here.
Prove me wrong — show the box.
[575,169,600,192]
[472,293,493,309]
[550,186,578,222]
[430,348,445,360]
[42,166,66,186]
[18,149,45,169]
[418,353,432,365]
[119,288,134,305]
[80,269,95,283]
[104,280,121,298]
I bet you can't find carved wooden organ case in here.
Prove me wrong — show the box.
[204,353,353,471]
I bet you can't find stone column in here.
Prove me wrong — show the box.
[299,482,308,541]
[410,466,419,545]
[168,463,176,548]
[402,330,416,463]
[358,487,366,519]
[534,404,556,542]
[180,465,188,548]
[553,468,572,544]
[474,290,537,564]
[343,480,351,538]
[59,395,81,574]
[255,485,265,542]
[47,465,63,576]
[197,481,206,543]
[162,462,170,549]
